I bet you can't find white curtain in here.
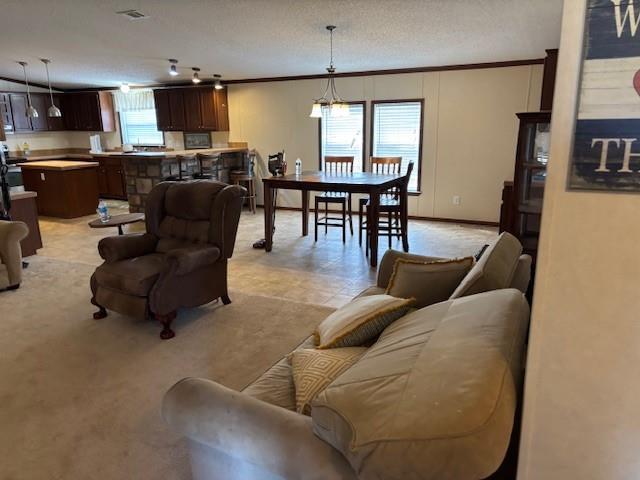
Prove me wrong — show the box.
[112,89,155,112]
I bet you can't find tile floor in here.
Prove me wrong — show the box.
[33,200,497,308]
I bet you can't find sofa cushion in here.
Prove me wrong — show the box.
[449,232,522,299]
[312,289,530,480]
[315,295,414,349]
[386,257,474,308]
[376,249,447,289]
[242,335,316,411]
[291,347,367,415]
[94,253,165,296]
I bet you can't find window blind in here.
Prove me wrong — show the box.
[120,109,164,146]
[372,101,422,192]
[320,104,364,172]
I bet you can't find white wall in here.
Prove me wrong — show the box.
[518,1,640,479]
[227,64,543,222]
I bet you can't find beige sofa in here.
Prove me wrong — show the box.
[163,233,531,480]
[0,220,29,291]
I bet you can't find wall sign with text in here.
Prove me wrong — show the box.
[571,0,640,191]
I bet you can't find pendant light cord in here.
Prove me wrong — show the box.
[44,61,55,105]
[19,62,33,107]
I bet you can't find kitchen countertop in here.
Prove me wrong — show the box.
[18,160,99,171]
[92,146,248,159]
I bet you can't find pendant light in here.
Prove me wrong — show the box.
[213,74,223,90]
[168,59,179,76]
[18,62,39,119]
[192,67,201,84]
[310,25,348,118]
[40,59,62,117]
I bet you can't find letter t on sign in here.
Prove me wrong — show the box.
[591,138,620,172]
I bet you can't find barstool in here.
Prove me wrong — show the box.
[164,154,195,181]
[193,153,219,180]
[230,171,256,213]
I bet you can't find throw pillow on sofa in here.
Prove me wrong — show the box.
[290,347,367,415]
[385,257,474,308]
[315,295,415,349]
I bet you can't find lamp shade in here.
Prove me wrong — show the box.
[48,104,62,117]
[27,105,39,118]
[309,102,323,118]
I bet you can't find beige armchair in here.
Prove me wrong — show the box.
[0,220,29,291]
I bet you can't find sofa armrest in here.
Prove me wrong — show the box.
[165,245,221,275]
[98,233,157,263]
[377,249,448,288]
[0,221,29,286]
[162,378,354,480]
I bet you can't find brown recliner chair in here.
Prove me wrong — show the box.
[90,180,246,339]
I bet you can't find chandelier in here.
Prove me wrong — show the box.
[310,25,349,118]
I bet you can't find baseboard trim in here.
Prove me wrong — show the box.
[254,204,499,228]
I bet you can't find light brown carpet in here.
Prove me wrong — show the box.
[0,256,333,480]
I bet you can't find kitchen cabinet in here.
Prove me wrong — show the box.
[10,93,32,132]
[62,91,115,132]
[152,87,229,132]
[1,90,114,133]
[154,89,186,131]
[47,93,65,131]
[96,157,127,200]
[29,94,49,131]
[0,93,13,135]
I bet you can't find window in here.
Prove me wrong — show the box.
[119,109,164,146]
[371,100,423,192]
[319,102,365,171]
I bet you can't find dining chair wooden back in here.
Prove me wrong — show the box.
[315,156,355,243]
[369,156,402,175]
[323,156,354,175]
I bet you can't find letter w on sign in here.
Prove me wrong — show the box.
[570,0,640,191]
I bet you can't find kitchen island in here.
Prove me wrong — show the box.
[19,160,99,218]
[93,144,249,213]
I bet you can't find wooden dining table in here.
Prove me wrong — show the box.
[262,171,408,267]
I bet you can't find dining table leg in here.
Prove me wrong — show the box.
[301,189,309,236]
[264,183,274,252]
[369,189,380,268]
[400,183,409,252]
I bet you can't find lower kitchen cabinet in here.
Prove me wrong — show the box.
[96,157,127,200]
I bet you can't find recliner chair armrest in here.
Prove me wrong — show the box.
[210,184,246,259]
[377,249,448,288]
[162,378,354,480]
[98,233,157,263]
[0,221,29,287]
[164,245,221,275]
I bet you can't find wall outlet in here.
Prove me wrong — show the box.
[453,195,461,205]
[40,172,46,181]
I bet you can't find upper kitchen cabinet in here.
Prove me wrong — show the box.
[9,93,32,133]
[0,93,14,135]
[152,87,229,132]
[1,90,115,133]
[63,92,115,132]
[153,89,185,131]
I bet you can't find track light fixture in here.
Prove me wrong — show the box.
[168,59,178,76]
[192,67,201,84]
[213,74,223,90]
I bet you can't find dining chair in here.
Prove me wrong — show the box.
[358,157,402,247]
[364,161,414,255]
[315,156,354,243]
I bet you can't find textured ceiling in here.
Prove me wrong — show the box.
[0,0,563,89]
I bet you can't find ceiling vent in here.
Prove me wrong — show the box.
[116,9,148,20]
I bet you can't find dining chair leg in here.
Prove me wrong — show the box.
[324,202,328,234]
[314,198,319,242]
[348,194,353,236]
[342,201,346,243]
[358,201,363,246]
[388,211,393,248]
[249,180,256,214]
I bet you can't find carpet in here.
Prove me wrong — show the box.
[0,256,333,480]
